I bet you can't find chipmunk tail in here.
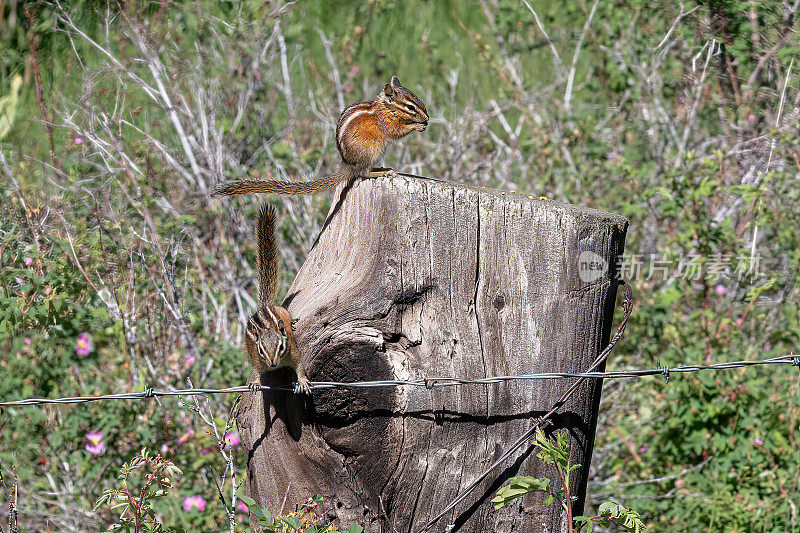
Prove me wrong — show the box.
[210,175,346,197]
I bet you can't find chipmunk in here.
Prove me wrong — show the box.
[210,76,428,197]
[244,202,310,394]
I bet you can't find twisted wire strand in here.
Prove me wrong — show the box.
[1,357,796,407]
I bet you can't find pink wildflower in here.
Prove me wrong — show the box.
[75,333,92,356]
[638,445,648,454]
[24,257,33,266]
[237,502,248,513]
[714,284,727,295]
[184,355,196,367]
[224,431,240,447]
[753,437,763,446]
[86,442,105,454]
[85,430,105,455]
[747,114,755,123]
[350,66,359,74]
[75,137,83,145]
[255,72,261,81]
[706,353,712,362]
[24,338,31,345]
[344,85,354,93]
[183,495,207,512]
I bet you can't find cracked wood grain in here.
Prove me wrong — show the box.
[236,174,628,533]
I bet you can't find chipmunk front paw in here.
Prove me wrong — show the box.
[294,377,311,395]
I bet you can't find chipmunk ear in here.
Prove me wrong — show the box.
[391,75,401,87]
[383,82,395,100]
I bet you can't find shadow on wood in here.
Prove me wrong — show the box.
[236,174,628,532]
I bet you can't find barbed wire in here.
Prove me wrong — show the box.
[0,358,797,407]
[414,356,800,527]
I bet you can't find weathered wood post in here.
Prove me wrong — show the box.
[236,175,627,532]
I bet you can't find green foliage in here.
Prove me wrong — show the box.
[534,427,580,473]
[575,503,646,533]
[95,448,184,532]
[493,428,646,532]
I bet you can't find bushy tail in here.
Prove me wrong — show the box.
[255,202,281,306]
[211,174,345,197]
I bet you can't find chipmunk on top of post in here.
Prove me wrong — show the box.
[210,76,428,197]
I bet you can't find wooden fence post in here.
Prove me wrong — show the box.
[236,175,628,532]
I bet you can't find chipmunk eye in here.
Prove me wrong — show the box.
[405,103,416,112]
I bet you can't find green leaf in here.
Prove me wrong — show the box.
[282,516,303,530]
[237,491,269,519]
[491,476,551,509]
[237,492,258,509]
[259,518,277,528]
[596,501,647,531]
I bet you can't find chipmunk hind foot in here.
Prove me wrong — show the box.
[366,167,398,178]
